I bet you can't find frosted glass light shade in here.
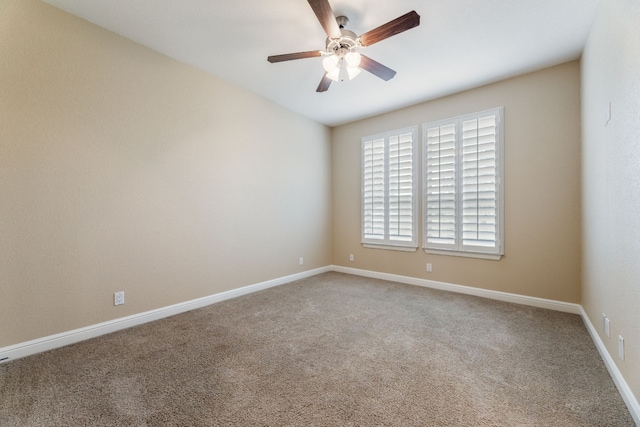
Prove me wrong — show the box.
[326,67,340,81]
[345,51,361,68]
[322,55,340,73]
[346,67,361,80]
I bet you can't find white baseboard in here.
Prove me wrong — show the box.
[0,266,330,364]
[331,265,581,314]
[580,306,640,425]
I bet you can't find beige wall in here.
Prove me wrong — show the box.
[581,0,640,402]
[0,0,332,348]
[332,61,582,303]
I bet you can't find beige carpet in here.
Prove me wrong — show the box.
[0,272,635,426]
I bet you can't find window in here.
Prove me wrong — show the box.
[423,108,504,259]
[362,127,418,251]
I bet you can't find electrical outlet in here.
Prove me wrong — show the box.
[349,254,354,262]
[299,257,304,266]
[604,316,610,337]
[114,291,125,306]
[618,335,624,360]
[426,263,432,272]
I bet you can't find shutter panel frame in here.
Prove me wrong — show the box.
[361,127,418,251]
[423,107,504,260]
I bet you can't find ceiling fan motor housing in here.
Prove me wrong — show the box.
[325,16,359,55]
[326,29,358,54]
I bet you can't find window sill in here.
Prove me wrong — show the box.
[362,243,418,252]
[423,248,503,260]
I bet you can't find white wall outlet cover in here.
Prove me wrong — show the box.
[114,291,125,306]
[604,316,610,337]
[299,257,304,266]
[349,254,354,261]
[618,335,624,360]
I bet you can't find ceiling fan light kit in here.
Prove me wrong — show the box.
[322,47,361,82]
[267,0,420,92]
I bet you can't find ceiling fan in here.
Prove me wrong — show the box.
[267,0,420,92]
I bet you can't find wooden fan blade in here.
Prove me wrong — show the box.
[359,11,420,47]
[360,55,397,81]
[268,51,323,63]
[316,73,332,92]
[308,0,342,39]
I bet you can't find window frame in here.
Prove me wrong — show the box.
[422,107,504,260]
[361,126,419,252]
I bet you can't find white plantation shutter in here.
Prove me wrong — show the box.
[388,132,414,242]
[425,123,456,247]
[462,115,498,249]
[423,108,503,258]
[362,138,385,240]
[362,127,418,250]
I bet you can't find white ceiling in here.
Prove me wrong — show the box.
[42,0,598,127]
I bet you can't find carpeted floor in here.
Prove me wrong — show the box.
[0,272,635,426]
